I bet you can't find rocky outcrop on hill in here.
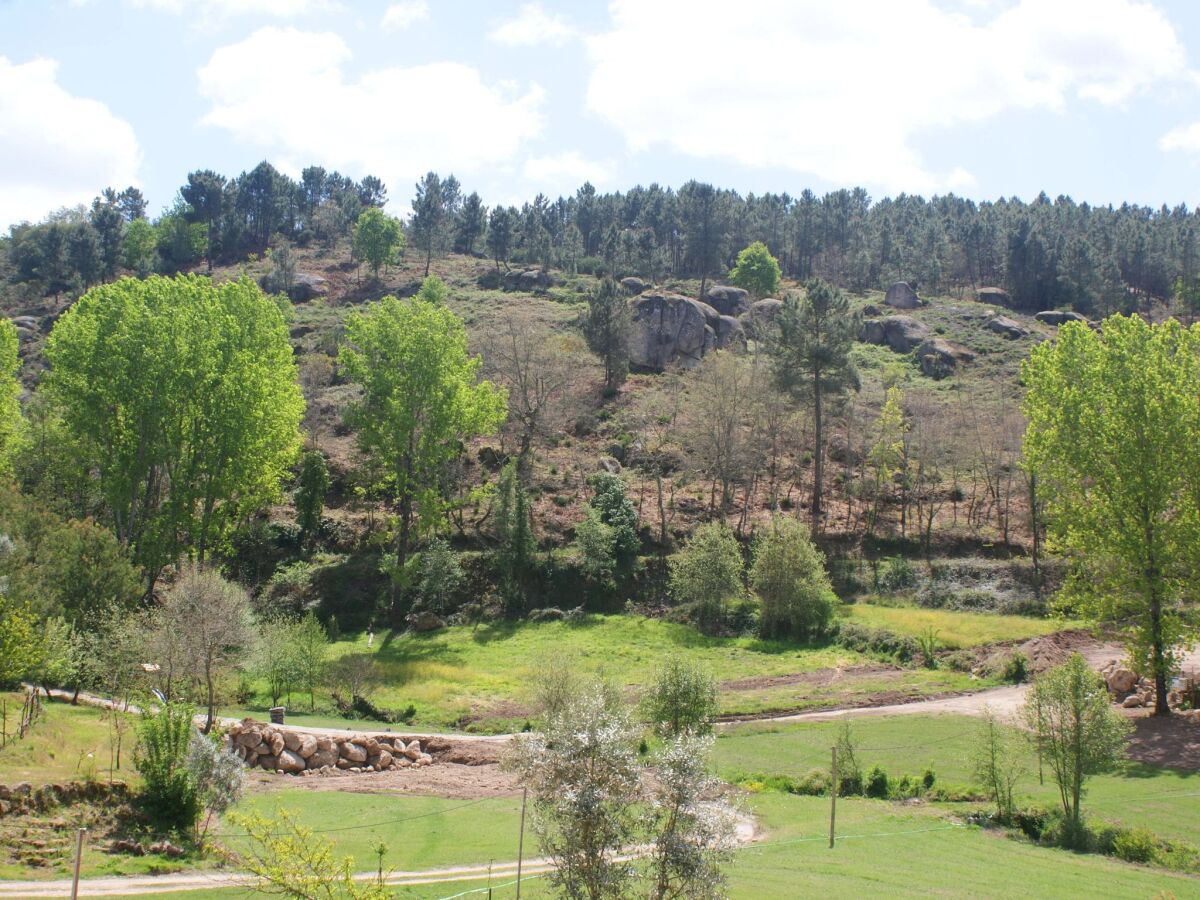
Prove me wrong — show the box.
[986,315,1028,339]
[1034,310,1088,327]
[628,292,741,371]
[976,287,1011,307]
[740,298,783,339]
[224,719,434,775]
[916,338,976,378]
[859,315,930,353]
[620,276,650,294]
[704,285,751,316]
[503,269,551,292]
[885,282,921,309]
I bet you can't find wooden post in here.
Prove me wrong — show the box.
[71,828,86,899]
[516,786,528,898]
[829,746,838,849]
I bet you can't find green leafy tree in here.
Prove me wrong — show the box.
[1023,315,1200,715]
[415,538,464,617]
[181,169,226,271]
[1021,654,1132,833]
[971,707,1024,821]
[487,206,515,272]
[582,277,632,393]
[45,275,304,588]
[866,386,908,535]
[575,509,617,584]
[134,702,199,830]
[352,207,404,279]
[750,516,837,640]
[294,450,330,549]
[291,612,329,711]
[121,217,158,276]
[729,241,782,299]
[494,461,536,614]
[339,291,506,621]
[642,656,718,738]
[256,616,305,707]
[0,596,40,686]
[770,279,860,536]
[587,471,640,572]
[0,320,25,473]
[669,521,744,630]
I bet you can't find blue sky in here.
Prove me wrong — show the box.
[4,0,1200,228]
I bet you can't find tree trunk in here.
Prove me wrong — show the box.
[811,378,823,539]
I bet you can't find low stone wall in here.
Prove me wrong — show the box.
[0,779,129,818]
[224,719,434,776]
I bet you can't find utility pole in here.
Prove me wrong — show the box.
[516,786,528,898]
[829,746,838,849]
[71,828,87,899]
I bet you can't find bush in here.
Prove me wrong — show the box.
[833,622,919,664]
[876,557,916,592]
[864,765,890,799]
[669,521,744,632]
[642,656,718,737]
[794,768,831,796]
[751,517,837,641]
[1001,651,1029,684]
[1110,827,1159,864]
[134,703,199,831]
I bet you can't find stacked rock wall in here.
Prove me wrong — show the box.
[225,719,433,776]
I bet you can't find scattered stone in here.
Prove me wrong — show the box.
[148,840,185,859]
[885,282,920,309]
[986,316,1028,339]
[705,285,750,316]
[1123,694,1144,708]
[109,839,144,856]
[976,286,1011,307]
[916,339,975,378]
[1034,310,1089,327]
[620,276,649,294]
[1107,669,1138,694]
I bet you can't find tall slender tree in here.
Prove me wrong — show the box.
[770,279,859,536]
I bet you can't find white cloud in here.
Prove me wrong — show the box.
[381,0,428,32]
[1161,121,1200,154]
[523,151,615,193]
[71,0,338,19]
[586,0,1188,193]
[0,57,141,228]
[197,27,544,194]
[489,3,577,47]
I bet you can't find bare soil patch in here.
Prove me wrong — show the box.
[720,662,895,692]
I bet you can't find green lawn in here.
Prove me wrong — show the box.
[218,789,528,872]
[0,691,137,785]
[844,602,1073,649]
[240,616,865,732]
[715,714,1200,843]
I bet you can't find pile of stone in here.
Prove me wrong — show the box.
[1099,661,1185,710]
[0,780,128,818]
[225,719,434,776]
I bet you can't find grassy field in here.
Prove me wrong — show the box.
[715,713,1200,844]
[122,793,1200,899]
[0,691,137,785]
[844,602,1071,649]
[233,614,1035,732]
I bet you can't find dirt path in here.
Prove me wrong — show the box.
[0,814,758,897]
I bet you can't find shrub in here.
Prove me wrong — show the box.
[922,767,936,790]
[1110,827,1159,865]
[1001,651,1029,684]
[834,622,919,664]
[863,765,889,799]
[642,656,718,737]
[876,556,916,592]
[135,703,199,831]
[794,768,831,796]
[668,521,744,632]
[751,517,837,641]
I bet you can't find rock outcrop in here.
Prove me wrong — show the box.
[620,276,650,294]
[503,269,551,292]
[1034,310,1088,327]
[976,287,1011,307]
[986,316,1028,339]
[704,285,751,316]
[628,292,740,371]
[859,315,930,353]
[224,720,434,776]
[916,338,975,378]
[885,282,920,309]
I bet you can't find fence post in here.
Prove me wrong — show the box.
[516,786,528,899]
[71,828,87,899]
[829,746,838,849]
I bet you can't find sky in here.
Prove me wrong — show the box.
[4,0,1200,229]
